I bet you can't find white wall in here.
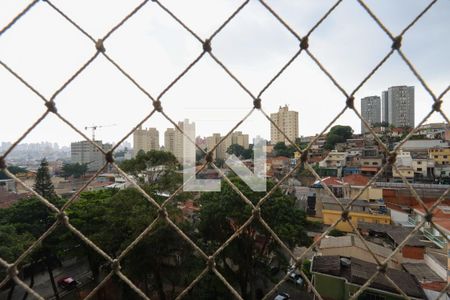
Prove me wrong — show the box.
[390,209,409,225]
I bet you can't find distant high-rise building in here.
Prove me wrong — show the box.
[71,140,111,171]
[382,86,414,128]
[229,131,249,149]
[205,131,249,160]
[164,128,175,153]
[206,133,224,160]
[133,126,159,156]
[361,96,381,133]
[381,90,389,124]
[270,105,299,145]
[174,119,195,164]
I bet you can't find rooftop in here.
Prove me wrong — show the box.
[312,256,426,299]
[319,235,392,258]
[313,174,370,187]
[412,203,450,233]
[358,223,428,247]
[402,263,444,283]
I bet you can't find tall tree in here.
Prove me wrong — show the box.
[33,158,56,200]
[198,177,311,299]
[32,158,60,299]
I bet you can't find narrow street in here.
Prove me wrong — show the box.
[1,259,92,300]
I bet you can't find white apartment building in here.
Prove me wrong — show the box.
[71,140,111,171]
[174,119,195,164]
[133,126,159,156]
[270,105,299,145]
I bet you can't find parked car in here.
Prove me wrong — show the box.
[288,272,303,285]
[274,292,290,300]
[287,265,303,285]
[57,277,79,290]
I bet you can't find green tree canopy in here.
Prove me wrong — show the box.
[324,125,353,150]
[34,158,57,200]
[227,144,245,157]
[0,165,28,180]
[120,150,178,173]
[61,162,88,179]
[198,177,311,299]
[272,142,296,157]
[227,144,253,160]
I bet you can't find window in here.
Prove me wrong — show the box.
[372,162,378,165]
[444,155,448,159]
[417,168,422,171]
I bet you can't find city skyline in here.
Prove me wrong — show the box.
[1,1,449,146]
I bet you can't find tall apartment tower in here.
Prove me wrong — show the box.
[174,119,196,164]
[382,86,415,128]
[164,128,175,153]
[270,105,299,145]
[206,133,223,160]
[133,126,159,156]
[206,131,249,160]
[381,90,389,124]
[71,140,111,171]
[361,96,381,133]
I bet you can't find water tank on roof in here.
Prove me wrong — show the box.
[340,257,351,267]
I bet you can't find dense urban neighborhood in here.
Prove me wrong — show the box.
[1,90,449,300]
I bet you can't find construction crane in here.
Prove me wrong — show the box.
[84,124,116,140]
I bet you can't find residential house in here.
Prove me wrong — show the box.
[319,150,347,177]
[411,153,435,180]
[311,256,426,300]
[358,223,429,260]
[320,198,390,232]
[318,235,400,268]
[360,148,383,177]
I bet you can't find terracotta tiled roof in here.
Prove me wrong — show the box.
[342,174,369,186]
[412,203,450,233]
[318,174,369,187]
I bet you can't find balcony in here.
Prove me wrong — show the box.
[407,215,416,226]
[422,227,446,249]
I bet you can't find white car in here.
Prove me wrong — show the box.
[274,292,290,300]
[288,272,303,285]
[287,265,303,285]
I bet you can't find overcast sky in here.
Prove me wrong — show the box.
[1,0,449,147]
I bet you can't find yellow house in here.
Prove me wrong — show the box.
[322,209,391,232]
[346,186,383,201]
[429,147,450,165]
[392,166,414,181]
